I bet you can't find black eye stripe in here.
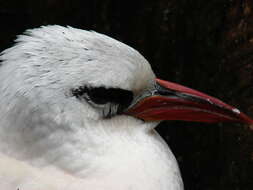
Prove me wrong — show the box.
[71,86,133,108]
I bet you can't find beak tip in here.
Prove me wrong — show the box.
[237,112,253,125]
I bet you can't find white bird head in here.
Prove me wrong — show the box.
[0,26,252,187]
[1,25,251,125]
[0,25,156,123]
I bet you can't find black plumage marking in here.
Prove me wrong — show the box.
[71,86,133,112]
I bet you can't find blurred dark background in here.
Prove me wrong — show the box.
[0,0,252,189]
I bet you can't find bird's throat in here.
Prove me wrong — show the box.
[0,115,183,189]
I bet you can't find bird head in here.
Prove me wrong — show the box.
[0,25,252,133]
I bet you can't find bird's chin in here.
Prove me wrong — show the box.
[103,115,159,131]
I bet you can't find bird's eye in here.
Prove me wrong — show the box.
[87,87,110,105]
[71,86,133,109]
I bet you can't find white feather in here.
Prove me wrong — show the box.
[0,25,183,190]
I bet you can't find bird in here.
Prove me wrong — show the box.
[0,25,252,190]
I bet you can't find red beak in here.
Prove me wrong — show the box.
[125,78,253,124]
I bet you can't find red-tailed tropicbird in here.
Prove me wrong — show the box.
[0,25,252,190]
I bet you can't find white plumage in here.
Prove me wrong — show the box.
[0,26,183,190]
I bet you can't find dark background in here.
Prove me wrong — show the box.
[0,0,252,189]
